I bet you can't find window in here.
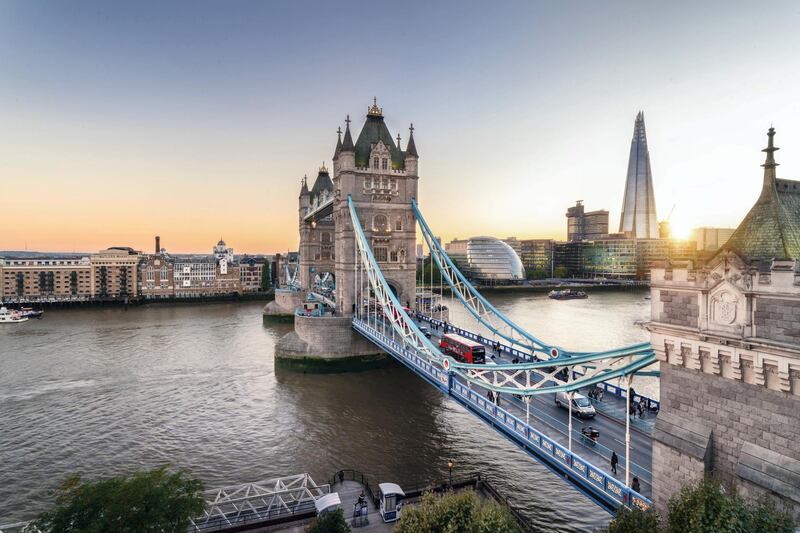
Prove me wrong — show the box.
[321,232,332,244]
[390,250,398,262]
[146,267,155,281]
[382,158,388,170]
[364,177,373,189]
[373,214,388,232]
[373,158,379,169]
[374,247,388,262]
[395,218,403,231]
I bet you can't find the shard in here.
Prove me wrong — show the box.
[619,111,659,239]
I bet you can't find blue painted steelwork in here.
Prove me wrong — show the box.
[353,319,652,513]
[416,314,660,410]
[413,199,651,362]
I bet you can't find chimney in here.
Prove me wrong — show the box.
[155,236,161,255]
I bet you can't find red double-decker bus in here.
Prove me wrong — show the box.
[440,333,486,364]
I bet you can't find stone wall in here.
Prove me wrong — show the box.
[275,314,387,372]
[755,297,800,344]
[659,290,699,328]
[653,361,800,517]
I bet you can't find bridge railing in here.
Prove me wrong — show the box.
[353,317,652,512]
[416,314,660,411]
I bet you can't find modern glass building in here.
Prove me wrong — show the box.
[462,236,525,284]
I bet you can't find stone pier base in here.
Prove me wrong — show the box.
[263,290,304,323]
[275,314,388,373]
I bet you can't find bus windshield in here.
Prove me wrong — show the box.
[473,347,485,363]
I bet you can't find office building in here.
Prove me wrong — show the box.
[619,112,659,239]
[566,201,609,241]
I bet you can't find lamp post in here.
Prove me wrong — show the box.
[447,459,454,488]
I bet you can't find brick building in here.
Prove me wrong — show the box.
[0,256,92,302]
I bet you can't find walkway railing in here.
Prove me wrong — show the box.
[352,318,652,513]
[415,314,660,411]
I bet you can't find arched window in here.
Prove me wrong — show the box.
[373,214,388,232]
[321,232,331,244]
[399,248,406,262]
[395,218,403,231]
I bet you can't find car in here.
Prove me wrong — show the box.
[554,392,596,419]
[419,326,431,338]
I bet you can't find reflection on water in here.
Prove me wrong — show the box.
[0,292,650,531]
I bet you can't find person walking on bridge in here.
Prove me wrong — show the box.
[611,451,618,475]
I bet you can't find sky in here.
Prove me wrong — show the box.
[2,1,800,254]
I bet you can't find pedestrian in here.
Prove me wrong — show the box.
[637,401,644,418]
[629,402,636,419]
[632,477,640,493]
[611,451,618,475]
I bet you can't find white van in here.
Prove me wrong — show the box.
[554,392,596,419]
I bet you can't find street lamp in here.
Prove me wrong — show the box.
[447,459,454,487]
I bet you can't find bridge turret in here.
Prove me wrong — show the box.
[335,115,356,172]
[404,123,419,176]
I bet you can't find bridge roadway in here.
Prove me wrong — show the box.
[365,315,655,498]
[414,318,654,497]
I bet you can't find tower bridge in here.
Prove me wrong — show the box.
[273,102,800,517]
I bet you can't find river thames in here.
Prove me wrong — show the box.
[0,289,651,531]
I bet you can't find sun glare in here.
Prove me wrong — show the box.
[670,219,692,240]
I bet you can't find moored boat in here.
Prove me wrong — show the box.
[18,307,44,319]
[548,289,588,300]
[0,307,29,323]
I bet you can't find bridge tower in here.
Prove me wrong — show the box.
[298,166,336,290]
[274,99,419,370]
[332,100,419,316]
[648,128,800,518]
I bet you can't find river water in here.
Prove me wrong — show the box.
[0,289,651,531]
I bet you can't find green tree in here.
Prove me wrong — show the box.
[395,490,522,533]
[260,261,272,291]
[599,506,660,533]
[306,508,350,533]
[600,478,794,533]
[525,268,549,280]
[33,466,206,533]
[553,266,568,278]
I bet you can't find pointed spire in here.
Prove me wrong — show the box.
[619,111,658,239]
[300,174,309,196]
[759,126,780,202]
[405,123,418,157]
[333,126,343,159]
[396,132,402,150]
[341,114,355,152]
[367,97,383,117]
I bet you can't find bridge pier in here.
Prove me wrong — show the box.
[262,289,304,322]
[275,314,388,373]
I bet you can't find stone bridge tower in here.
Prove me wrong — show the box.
[332,99,419,316]
[648,128,800,518]
[298,166,336,289]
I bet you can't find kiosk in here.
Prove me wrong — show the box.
[378,482,405,522]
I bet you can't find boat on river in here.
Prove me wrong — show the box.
[548,289,588,300]
[18,307,44,319]
[0,307,29,323]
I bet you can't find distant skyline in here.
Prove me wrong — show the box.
[2,1,799,253]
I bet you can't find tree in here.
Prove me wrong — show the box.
[32,466,206,533]
[599,506,660,533]
[306,509,350,533]
[395,490,522,533]
[599,478,795,533]
[553,266,568,278]
[526,268,549,280]
[260,261,272,291]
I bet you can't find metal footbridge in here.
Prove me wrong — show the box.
[347,195,656,513]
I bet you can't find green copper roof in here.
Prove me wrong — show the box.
[310,167,333,198]
[354,115,406,169]
[718,129,800,266]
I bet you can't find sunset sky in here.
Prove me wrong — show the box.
[2,1,800,254]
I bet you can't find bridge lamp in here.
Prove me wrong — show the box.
[311,219,317,228]
[447,459,454,487]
